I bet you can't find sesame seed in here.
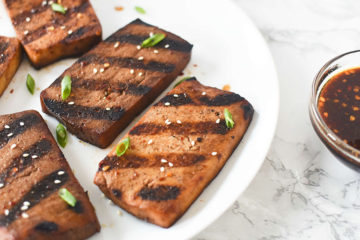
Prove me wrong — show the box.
[42,0,47,6]
[4,125,10,129]
[21,205,28,211]
[32,155,38,159]
[160,167,165,172]
[102,165,110,171]
[68,30,73,35]
[54,179,61,184]
[149,32,154,37]
[0,183,4,188]
[212,152,217,156]
[47,26,55,31]
[7,133,13,137]
[77,13,83,18]
[216,119,220,124]
[24,30,29,35]
[4,209,9,216]
[174,94,179,98]
[130,69,134,74]
[106,107,111,111]
[164,102,170,106]
[202,92,206,96]
[138,56,144,60]
[176,120,182,124]
[21,213,29,219]
[165,44,170,48]
[31,9,36,13]
[161,159,167,163]
[23,153,29,157]
[168,162,173,167]
[61,26,66,30]
[117,210,123,216]
[136,45,141,50]
[114,42,120,48]
[26,17,31,22]
[154,50,159,54]
[191,141,195,146]
[165,119,171,125]
[104,63,110,68]
[68,101,75,105]
[20,122,24,126]
[58,171,65,175]
[93,68,98,74]
[148,139,153,145]
[10,144,16,150]
[138,72,143,76]
[100,68,105,73]
[23,201,30,206]
[48,0,53,4]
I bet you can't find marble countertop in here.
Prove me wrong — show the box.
[196,0,360,239]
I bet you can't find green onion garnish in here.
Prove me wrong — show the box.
[51,3,66,14]
[224,108,234,129]
[59,188,76,207]
[61,75,72,100]
[116,137,130,157]
[174,76,192,88]
[56,123,67,148]
[134,6,146,14]
[26,74,35,95]
[141,33,166,48]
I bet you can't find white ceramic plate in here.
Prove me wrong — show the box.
[0,0,279,239]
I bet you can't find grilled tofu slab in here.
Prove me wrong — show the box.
[0,110,100,239]
[0,36,22,96]
[40,19,193,148]
[3,0,102,69]
[94,78,254,228]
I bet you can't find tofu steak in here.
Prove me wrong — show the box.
[0,36,22,96]
[0,110,100,239]
[40,19,193,148]
[3,0,102,68]
[94,78,254,227]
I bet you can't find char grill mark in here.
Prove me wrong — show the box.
[0,169,68,226]
[43,99,125,121]
[61,25,98,44]
[78,54,175,73]
[156,93,193,106]
[199,94,244,106]
[0,41,9,53]
[0,139,52,188]
[129,121,229,136]
[21,1,91,45]
[242,103,254,120]
[0,113,40,149]
[52,77,152,96]
[99,153,206,170]
[138,185,180,201]
[34,221,59,232]
[155,93,244,107]
[105,34,193,52]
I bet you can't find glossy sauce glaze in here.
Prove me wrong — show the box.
[318,67,360,150]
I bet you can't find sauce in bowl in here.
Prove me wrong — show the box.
[318,67,360,150]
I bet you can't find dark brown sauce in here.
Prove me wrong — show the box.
[318,67,360,150]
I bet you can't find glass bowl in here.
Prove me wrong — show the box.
[309,50,360,171]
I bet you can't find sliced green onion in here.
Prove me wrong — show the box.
[56,123,67,148]
[116,137,130,157]
[141,33,165,48]
[174,76,192,88]
[224,108,234,129]
[59,188,76,207]
[26,74,35,95]
[51,3,66,14]
[134,6,146,14]
[61,75,72,100]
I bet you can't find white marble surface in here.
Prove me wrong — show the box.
[196,0,360,239]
